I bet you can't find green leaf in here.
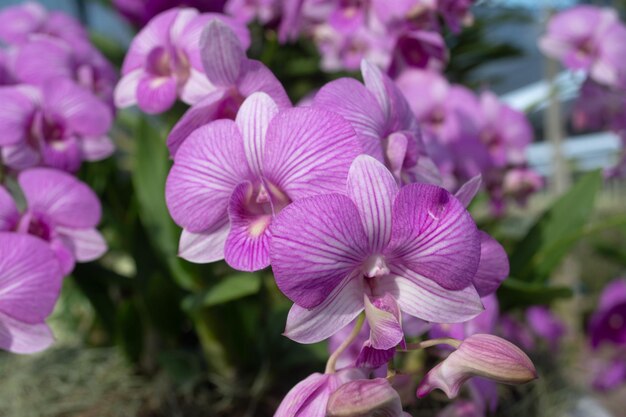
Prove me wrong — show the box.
[182,273,262,311]
[131,115,198,290]
[509,170,603,283]
[116,300,144,363]
[498,278,573,310]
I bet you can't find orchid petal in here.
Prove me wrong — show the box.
[0,187,19,231]
[179,220,230,263]
[364,293,404,350]
[0,232,62,324]
[388,183,481,291]
[355,342,396,369]
[136,75,178,114]
[274,373,330,417]
[313,78,386,160]
[19,168,101,228]
[1,143,39,170]
[236,92,278,175]
[284,276,364,343]
[114,69,142,108]
[347,155,399,251]
[455,175,482,208]
[379,265,483,323]
[200,19,244,87]
[0,86,37,146]
[327,378,403,417]
[80,135,115,162]
[237,59,292,109]
[166,120,251,232]
[473,231,509,297]
[271,194,369,309]
[56,227,107,262]
[179,68,215,105]
[0,312,54,354]
[263,108,360,199]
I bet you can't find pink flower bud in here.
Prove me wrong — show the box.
[327,378,409,417]
[417,334,537,399]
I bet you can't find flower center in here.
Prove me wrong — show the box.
[15,211,53,242]
[146,46,190,84]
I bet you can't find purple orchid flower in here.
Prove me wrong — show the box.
[0,81,113,172]
[0,2,88,48]
[589,278,626,349]
[525,306,566,350]
[539,5,626,88]
[573,78,626,133]
[166,19,291,156]
[13,35,118,108]
[114,8,250,114]
[165,92,361,271]
[327,378,410,417]
[313,60,440,185]
[274,368,367,417]
[0,232,63,354]
[388,30,447,77]
[113,0,227,27]
[437,0,475,34]
[270,155,484,346]
[591,354,626,392]
[225,0,278,25]
[0,49,16,86]
[0,168,107,275]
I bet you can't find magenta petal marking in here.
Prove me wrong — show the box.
[166,119,251,233]
[270,194,369,309]
[284,277,365,344]
[355,341,396,369]
[388,183,481,291]
[236,92,278,175]
[224,182,272,271]
[347,155,399,251]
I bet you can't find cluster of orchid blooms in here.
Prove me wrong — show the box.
[2,1,625,416]
[540,5,626,178]
[0,3,113,353]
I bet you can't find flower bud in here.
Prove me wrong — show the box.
[417,334,537,399]
[274,368,366,417]
[327,378,409,417]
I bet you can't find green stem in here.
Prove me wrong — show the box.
[325,313,365,374]
[402,337,462,351]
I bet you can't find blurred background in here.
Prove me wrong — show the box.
[1,0,625,416]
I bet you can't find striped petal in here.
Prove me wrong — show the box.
[236,92,278,175]
[263,107,361,199]
[178,220,230,263]
[473,231,509,297]
[387,183,481,291]
[284,277,364,344]
[166,120,251,233]
[270,194,369,309]
[455,175,482,208]
[200,19,244,87]
[347,155,398,252]
[364,293,404,350]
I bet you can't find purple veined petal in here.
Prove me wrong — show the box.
[0,187,19,231]
[312,77,386,160]
[179,219,230,263]
[378,265,483,323]
[278,0,305,42]
[0,312,54,354]
[237,59,292,109]
[224,182,272,271]
[284,276,365,344]
[274,372,330,417]
[166,120,251,232]
[1,142,39,171]
[0,2,46,45]
[80,135,115,162]
[18,168,102,228]
[263,108,361,199]
[417,334,537,399]
[347,155,399,251]
[0,232,62,324]
[455,175,482,208]
[200,19,245,87]
[179,68,216,105]
[473,231,509,297]
[13,35,73,84]
[270,194,369,309]
[355,341,396,369]
[136,74,178,114]
[167,88,235,157]
[384,132,408,181]
[387,183,481,291]
[40,135,83,173]
[236,92,279,175]
[0,86,37,146]
[121,8,178,73]
[56,227,107,263]
[167,7,198,47]
[364,293,404,350]
[50,236,76,275]
[361,60,390,121]
[114,69,142,108]
[327,378,404,417]
[43,79,112,136]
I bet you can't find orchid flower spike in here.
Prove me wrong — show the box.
[417,334,537,399]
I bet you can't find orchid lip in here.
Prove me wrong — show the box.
[363,255,389,278]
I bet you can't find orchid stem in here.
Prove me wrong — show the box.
[325,313,365,374]
[402,337,462,351]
